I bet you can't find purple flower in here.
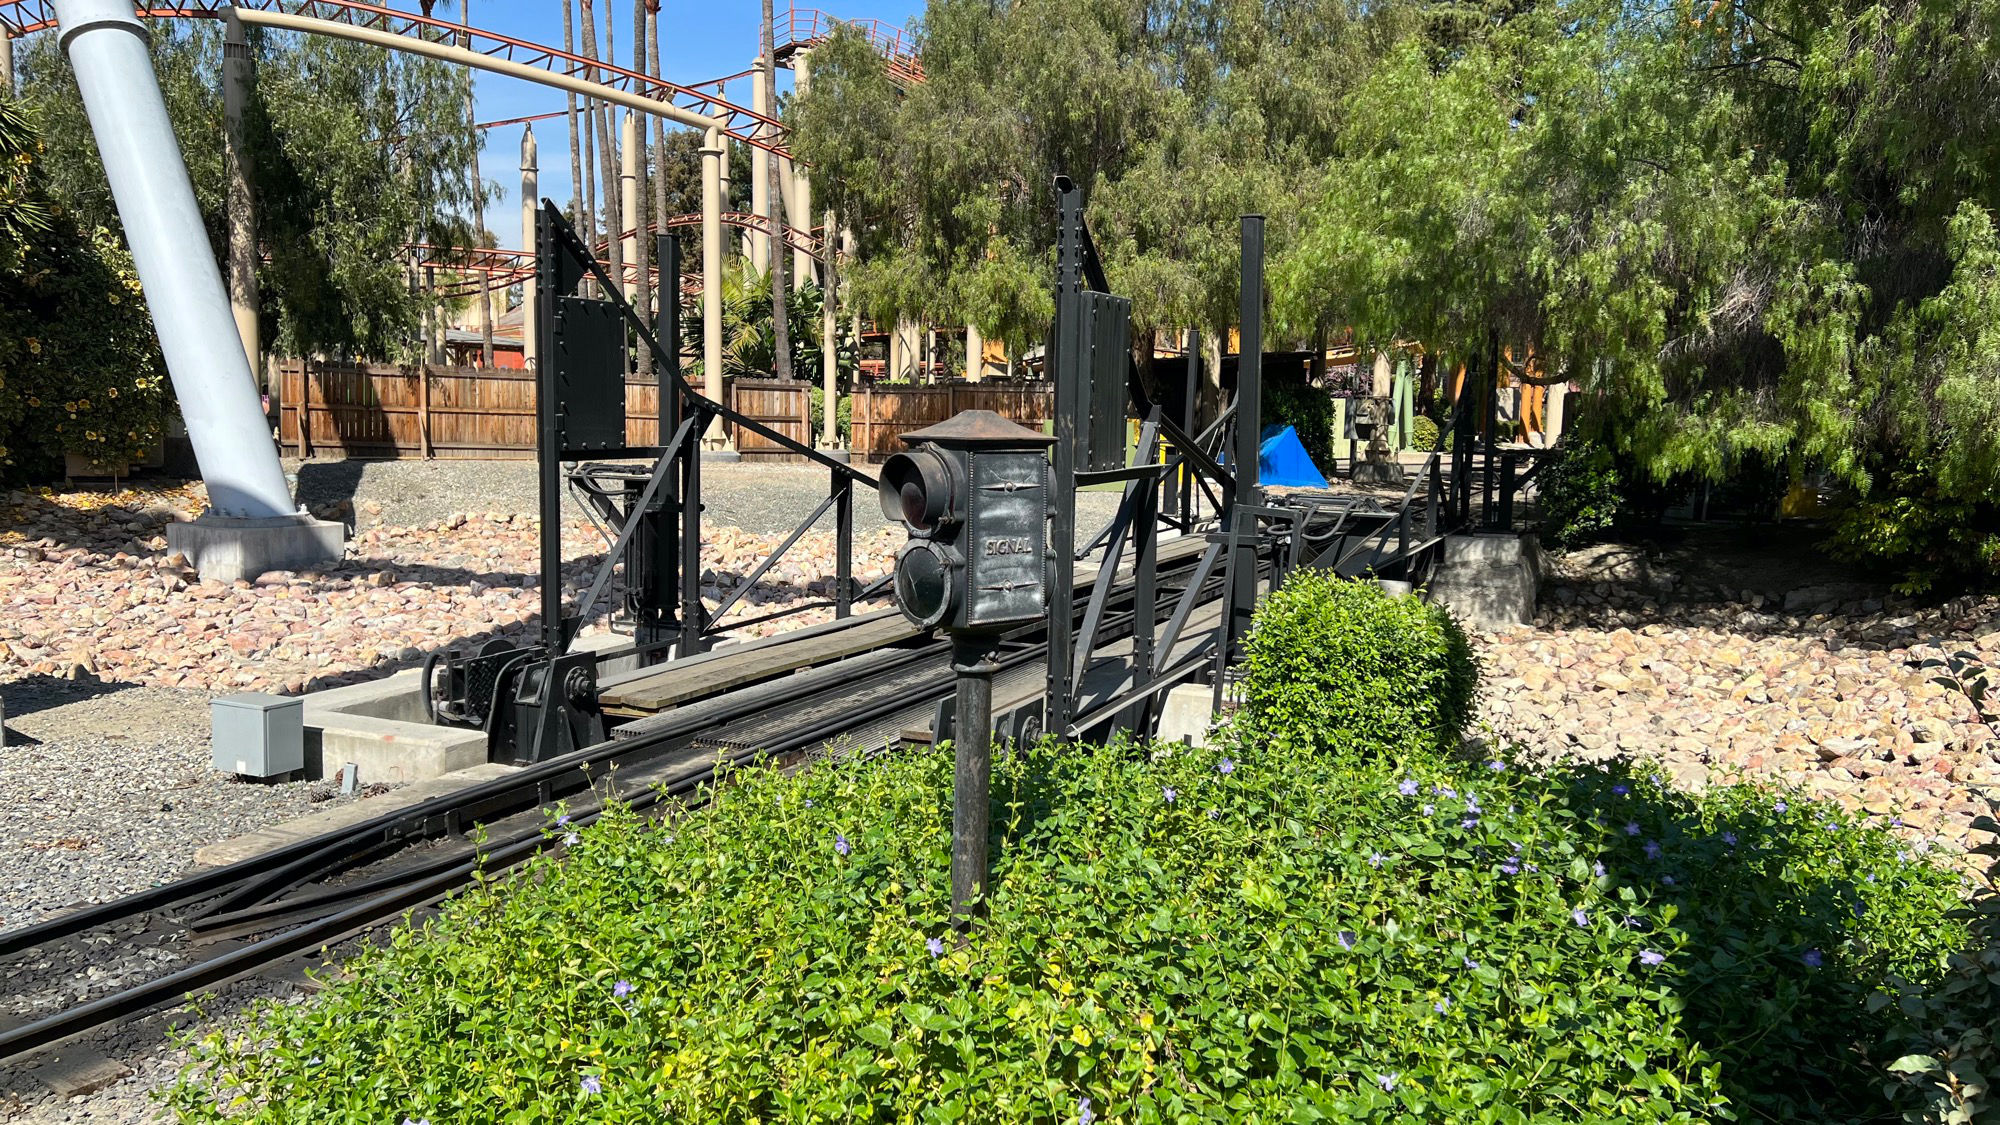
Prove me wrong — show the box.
[1661,874,1676,886]
[1721,831,1738,847]
[402,1119,430,1125]
[1163,787,1178,804]
[556,814,571,826]
[1572,909,1589,927]
[1435,784,1458,799]
[1375,1072,1400,1093]
[1802,949,1824,968]
[580,1074,602,1096]
[1891,817,1903,828]
[1465,794,1482,813]
[1218,759,1235,775]
[1399,778,1420,797]
[1488,760,1506,772]
[804,798,814,808]
[1207,808,1220,820]
[835,833,851,856]
[1461,817,1481,830]
[613,980,632,999]
[1612,784,1629,796]
[927,936,945,958]
[1774,799,1789,814]
[562,832,580,847]
[1078,1096,1096,1125]
[1638,949,1665,966]
[1498,858,1521,875]
[1463,957,1480,970]
[1422,804,1435,817]
[1624,821,1641,836]
[1593,861,1606,877]
[1368,851,1385,868]
[1337,930,1356,950]
[1434,997,1452,1013]
[1643,840,1662,860]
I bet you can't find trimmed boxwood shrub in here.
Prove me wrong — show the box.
[1238,569,1477,759]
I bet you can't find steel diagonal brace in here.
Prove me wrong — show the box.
[566,413,698,646]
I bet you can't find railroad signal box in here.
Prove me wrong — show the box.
[879,410,1057,632]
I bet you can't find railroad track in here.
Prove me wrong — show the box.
[0,536,1232,1064]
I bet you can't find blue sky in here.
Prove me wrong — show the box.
[470,1,923,249]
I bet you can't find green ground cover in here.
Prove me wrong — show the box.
[170,581,1981,1123]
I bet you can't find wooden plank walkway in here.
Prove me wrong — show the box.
[601,613,921,713]
[599,532,1212,716]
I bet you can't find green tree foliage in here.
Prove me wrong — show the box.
[681,263,855,382]
[0,97,165,478]
[799,0,2000,588]
[791,2,1380,351]
[1273,0,2000,588]
[18,24,479,361]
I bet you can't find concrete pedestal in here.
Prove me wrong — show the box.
[1351,455,1406,485]
[1155,682,1217,748]
[701,448,743,464]
[817,447,852,464]
[1426,532,1545,629]
[167,512,344,583]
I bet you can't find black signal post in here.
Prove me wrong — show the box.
[879,410,1055,920]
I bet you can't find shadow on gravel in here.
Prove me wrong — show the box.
[292,457,370,513]
[0,673,133,725]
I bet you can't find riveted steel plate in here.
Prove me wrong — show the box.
[963,449,1048,627]
[552,296,626,454]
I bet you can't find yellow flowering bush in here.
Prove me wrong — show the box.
[0,98,166,479]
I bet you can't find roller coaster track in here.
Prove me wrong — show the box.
[410,211,827,298]
[0,0,796,158]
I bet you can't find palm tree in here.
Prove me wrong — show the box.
[581,0,622,308]
[562,0,586,241]
[762,0,792,380]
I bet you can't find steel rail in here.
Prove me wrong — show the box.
[0,545,1228,1062]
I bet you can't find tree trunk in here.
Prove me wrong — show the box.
[628,0,651,377]
[763,0,793,381]
[462,0,492,368]
[648,1,672,375]
[582,0,623,312]
[563,0,589,246]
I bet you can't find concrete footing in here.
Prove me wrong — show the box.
[816,447,852,463]
[1351,456,1406,485]
[1426,532,1546,629]
[167,512,344,583]
[701,447,743,464]
[292,632,650,785]
[1155,682,1217,748]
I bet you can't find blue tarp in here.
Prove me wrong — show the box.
[1257,424,1330,489]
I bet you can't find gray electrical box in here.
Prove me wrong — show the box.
[211,692,304,778]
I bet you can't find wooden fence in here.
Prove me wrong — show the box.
[276,360,1055,462]
[851,382,1053,459]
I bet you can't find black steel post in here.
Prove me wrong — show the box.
[1046,183,1085,738]
[535,207,566,655]
[1226,216,1265,660]
[1482,350,1499,528]
[834,473,853,619]
[1500,452,1518,531]
[644,233,683,654]
[950,631,998,921]
[1181,329,1200,526]
[680,406,708,656]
